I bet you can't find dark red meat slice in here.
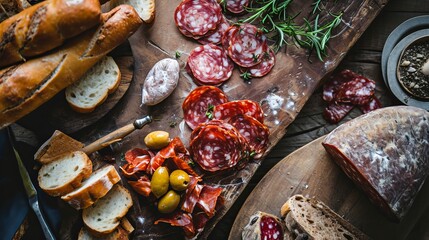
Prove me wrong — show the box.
[227,23,268,67]
[360,96,382,114]
[155,211,193,226]
[242,211,285,240]
[221,25,239,50]
[198,15,230,45]
[260,215,285,240]
[240,48,276,78]
[196,185,222,217]
[335,76,376,105]
[128,175,151,197]
[182,86,228,129]
[226,0,250,14]
[191,120,248,147]
[187,44,234,85]
[213,100,264,123]
[193,211,210,234]
[323,69,361,102]
[121,148,154,177]
[181,183,203,213]
[228,115,270,159]
[190,125,247,171]
[323,102,354,124]
[174,0,222,38]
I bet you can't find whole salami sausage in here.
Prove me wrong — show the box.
[182,86,228,129]
[187,43,234,85]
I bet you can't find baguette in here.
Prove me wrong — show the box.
[61,165,121,209]
[0,5,142,129]
[38,151,92,197]
[280,195,369,240]
[34,130,84,164]
[0,0,101,67]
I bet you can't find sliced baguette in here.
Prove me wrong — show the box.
[108,0,155,23]
[34,130,84,164]
[78,226,129,240]
[38,151,92,197]
[61,165,121,209]
[83,185,133,236]
[65,56,121,113]
[280,195,369,240]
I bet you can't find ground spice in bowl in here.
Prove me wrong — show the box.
[397,39,429,99]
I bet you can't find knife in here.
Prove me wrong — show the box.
[7,127,56,240]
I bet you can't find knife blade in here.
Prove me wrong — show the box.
[7,127,56,240]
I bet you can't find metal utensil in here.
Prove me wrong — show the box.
[7,127,56,240]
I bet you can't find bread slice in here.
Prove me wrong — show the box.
[108,0,155,23]
[280,195,369,240]
[83,185,133,236]
[78,226,129,240]
[34,130,84,164]
[61,165,121,209]
[38,151,92,197]
[65,56,121,113]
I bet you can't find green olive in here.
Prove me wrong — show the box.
[169,170,190,191]
[151,167,169,198]
[144,131,170,150]
[158,190,180,214]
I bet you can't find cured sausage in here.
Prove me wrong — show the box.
[221,25,239,50]
[240,48,276,78]
[213,100,264,123]
[226,0,250,14]
[323,106,429,221]
[198,15,230,45]
[189,124,247,172]
[335,76,376,105]
[227,23,268,67]
[182,86,228,129]
[186,44,234,85]
[228,115,270,159]
[242,211,286,240]
[174,0,222,38]
[323,102,354,124]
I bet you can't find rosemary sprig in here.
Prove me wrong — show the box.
[242,0,343,61]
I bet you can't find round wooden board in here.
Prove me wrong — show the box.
[229,136,429,240]
[17,55,134,137]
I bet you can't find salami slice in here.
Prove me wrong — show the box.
[323,69,361,102]
[196,185,222,217]
[190,125,247,172]
[360,96,382,114]
[221,25,239,50]
[228,115,270,159]
[226,0,250,14]
[187,44,234,85]
[335,76,376,105]
[227,23,268,67]
[182,86,228,129]
[198,15,230,45]
[240,48,276,78]
[174,0,222,38]
[213,100,264,123]
[323,102,354,124]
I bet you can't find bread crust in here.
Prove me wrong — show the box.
[0,5,142,129]
[0,0,101,67]
[34,130,84,164]
[61,165,121,209]
[38,151,93,197]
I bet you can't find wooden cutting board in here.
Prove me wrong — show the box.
[58,0,390,239]
[229,136,429,240]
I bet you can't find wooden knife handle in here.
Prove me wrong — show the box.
[82,123,135,154]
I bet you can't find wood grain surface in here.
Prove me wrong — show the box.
[58,0,389,239]
[228,137,429,240]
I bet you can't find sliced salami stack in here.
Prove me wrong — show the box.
[183,86,270,172]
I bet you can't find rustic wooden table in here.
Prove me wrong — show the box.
[7,0,429,239]
[209,0,429,239]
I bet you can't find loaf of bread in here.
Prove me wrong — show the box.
[83,184,133,236]
[0,0,101,67]
[37,151,92,197]
[61,165,121,209]
[323,106,429,221]
[0,0,31,22]
[0,5,142,129]
[34,130,84,164]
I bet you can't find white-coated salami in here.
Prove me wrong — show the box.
[323,106,429,221]
[240,48,276,78]
[174,0,222,38]
[182,86,228,130]
[186,43,234,85]
[198,15,231,45]
[227,23,268,67]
